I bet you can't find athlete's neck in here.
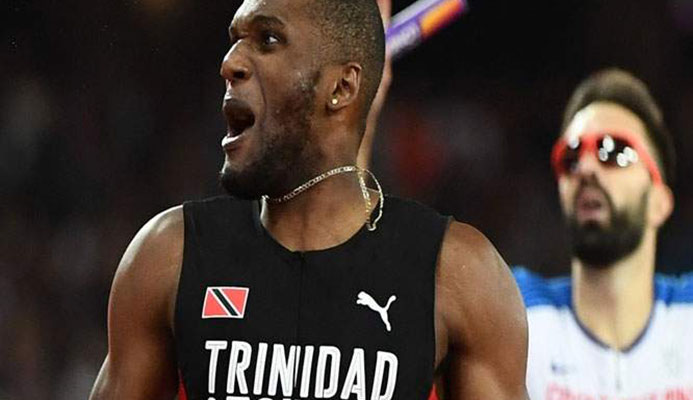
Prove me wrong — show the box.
[260,171,379,252]
[572,228,657,350]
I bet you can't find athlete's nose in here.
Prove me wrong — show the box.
[573,151,602,178]
[220,45,252,85]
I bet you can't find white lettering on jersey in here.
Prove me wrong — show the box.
[315,346,341,398]
[253,343,268,395]
[227,341,252,395]
[267,344,297,397]
[340,348,367,400]
[203,341,400,400]
[206,340,228,394]
[299,346,314,398]
[371,351,398,400]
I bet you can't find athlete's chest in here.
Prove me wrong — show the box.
[189,248,429,339]
[175,247,436,400]
[526,304,693,400]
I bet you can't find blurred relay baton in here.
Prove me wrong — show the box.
[385,0,468,60]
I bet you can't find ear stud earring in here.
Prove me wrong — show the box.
[331,97,339,105]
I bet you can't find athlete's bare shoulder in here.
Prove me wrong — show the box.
[136,205,184,246]
[89,206,184,400]
[123,205,184,269]
[115,205,184,326]
[435,221,528,400]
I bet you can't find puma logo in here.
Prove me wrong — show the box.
[356,291,397,332]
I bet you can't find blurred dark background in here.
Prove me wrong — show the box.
[2,0,692,397]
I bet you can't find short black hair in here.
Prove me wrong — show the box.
[308,0,386,127]
[561,68,676,184]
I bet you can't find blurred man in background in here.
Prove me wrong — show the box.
[514,69,693,399]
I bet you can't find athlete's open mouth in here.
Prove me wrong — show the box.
[574,185,610,222]
[223,97,256,137]
[577,196,604,211]
[576,187,606,209]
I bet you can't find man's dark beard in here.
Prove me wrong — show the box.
[219,71,321,199]
[568,185,648,268]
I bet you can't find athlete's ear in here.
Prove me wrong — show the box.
[327,62,362,112]
[648,183,674,228]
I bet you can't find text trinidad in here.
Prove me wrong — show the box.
[204,340,399,400]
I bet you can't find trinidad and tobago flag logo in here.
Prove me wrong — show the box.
[202,287,249,319]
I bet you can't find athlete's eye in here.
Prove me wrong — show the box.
[261,31,280,46]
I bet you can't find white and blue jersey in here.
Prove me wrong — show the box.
[513,267,693,400]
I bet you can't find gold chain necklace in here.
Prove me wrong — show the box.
[262,165,384,231]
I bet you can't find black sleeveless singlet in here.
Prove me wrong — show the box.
[175,195,450,400]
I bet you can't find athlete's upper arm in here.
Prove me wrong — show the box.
[437,222,529,400]
[89,206,184,400]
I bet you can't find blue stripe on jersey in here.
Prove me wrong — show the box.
[513,267,693,308]
[512,267,571,308]
[655,272,693,305]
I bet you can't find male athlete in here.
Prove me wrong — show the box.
[514,69,693,399]
[89,0,528,399]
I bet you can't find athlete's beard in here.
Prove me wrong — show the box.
[219,71,322,200]
[567,183,648,268]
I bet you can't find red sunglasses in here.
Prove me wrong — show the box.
[551,132,663,185]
